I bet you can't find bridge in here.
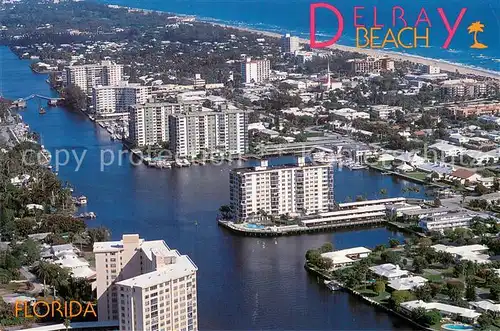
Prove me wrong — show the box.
[22,94,63,101]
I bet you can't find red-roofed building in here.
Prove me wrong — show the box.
[446,169,482,185]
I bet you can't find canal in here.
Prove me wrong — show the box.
[0,46,425,330]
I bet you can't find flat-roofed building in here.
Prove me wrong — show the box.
[387,276,428,291]
[241,57,270,83]
[92,83,151,115]
[321,247,371,269]
[93,234,198,331]
[401,300,481,324]
[169,105,250,157]
[128,102,202,147]
[419,212,474,231]
[65,60,123,95]
[229,157,334,221]
[369,263,409,280]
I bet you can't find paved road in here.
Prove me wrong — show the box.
[19,266,44,295]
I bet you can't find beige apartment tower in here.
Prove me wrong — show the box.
[93,234,198,331]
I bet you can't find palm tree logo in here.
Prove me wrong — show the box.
[468,21,488,49]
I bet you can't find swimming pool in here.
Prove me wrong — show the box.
[244,223,265,230]
[442,323,474,331]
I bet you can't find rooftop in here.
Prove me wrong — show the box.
[401,300,481,319]
[388,276,428,291]
[116,255,197,289]
[321,247,371,265]
[369,263,409,278]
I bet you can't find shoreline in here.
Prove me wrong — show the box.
[209,22,500,80]
[304,264,432,331]
[104,4,500,79]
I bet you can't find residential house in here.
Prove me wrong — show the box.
[401,300,481,324]
[321,247,372,269]
[446,169,482,185]
[369,263,409,280]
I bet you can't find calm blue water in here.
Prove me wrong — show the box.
[0,46,425,330]
[97,0,500,72]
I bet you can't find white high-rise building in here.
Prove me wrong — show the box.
[229,157,334,221]
[92,83,152,115]
[281,34,300,54]
[241,57,270,84]
[169,105,249,158]
[128,102,202,147]
[425,65,441,74]
[93,234,198,331]
[64,60,124,94]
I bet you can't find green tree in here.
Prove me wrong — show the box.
[388,239,400,248]
[413,256,429,273]
[389,290,414,307]
[414,283,433,302]
[446,280,465,303]
[373,280,385,295]
[218,205,233,220]
[465,280,476,301]
[315,257,333,270]
[381,250,401,264]
[61,84,87,110]
[11,239,40,266]
[490,283,500,301]
[305,249,321,263]
[87,227,111,245]
[420,309,441,327]
[477,312,495,330]
[319,242,334,253]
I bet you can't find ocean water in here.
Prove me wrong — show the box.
[97,0,500,72]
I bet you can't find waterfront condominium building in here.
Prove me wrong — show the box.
[241,57,270,83]
[64,60,124,94]
[93,234,198,331]
[169,105,249,158]
[229,157,334,221]
[92,83,152,115]
[281,34,300,54]
[128,102,202,147]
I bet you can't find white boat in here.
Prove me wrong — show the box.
[181,159,190,167]
[76,196,88,205]
[348,163,367,170]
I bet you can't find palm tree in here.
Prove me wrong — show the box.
[468,21,487,49]
[63,318,70,330]
[32,261,51,297]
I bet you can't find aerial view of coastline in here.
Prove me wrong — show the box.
[0,0,499,330]
[98,0,500,74]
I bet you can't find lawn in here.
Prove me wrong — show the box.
[423,273,444,282]
[356,288,391,302]
[405,172,429,181]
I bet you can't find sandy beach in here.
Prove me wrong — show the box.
[115,4,500,80]
[212,23,500,81]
